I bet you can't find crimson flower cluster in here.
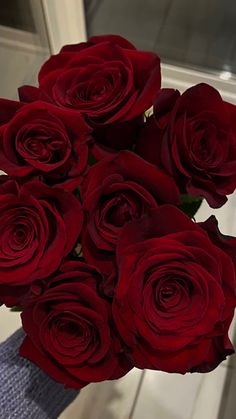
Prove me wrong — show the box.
[0,35,236,389]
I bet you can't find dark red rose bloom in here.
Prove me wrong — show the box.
[19,35,161,155]
[20,261,132,389]
[81,151,179,295]
[0,99,91,190]
[0,178,83,306]
[199,215,236,269]
[113,205,236,373]
[137,84,236,208]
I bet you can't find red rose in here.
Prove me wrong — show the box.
[0,99,91,190]
[0,178,83,306]
[113,205,236,373]
[20,261,132,389]
[19,35,161,154]
[81,151,179,295]
[199,215,236,268]
[137,84,236,208]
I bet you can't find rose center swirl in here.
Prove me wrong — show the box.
[15,123,71,165]
[154,276,193,312]
[101,191,144,229]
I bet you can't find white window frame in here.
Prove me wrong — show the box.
[162,63,236,104]
[41,0,87,53]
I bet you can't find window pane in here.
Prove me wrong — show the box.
[0,1,50,99]
[0,0,36,32]
[84,0,236,75]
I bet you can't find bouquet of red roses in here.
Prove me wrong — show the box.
[0,34,236,389]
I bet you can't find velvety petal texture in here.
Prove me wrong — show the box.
[0,99,91,190]
[137,84,236,208]
[81,151,180,295]
[20,261,132,388]
[0,32,235,390]
[113,205,236,373]
[0,178,83,306]
[18,35,161,154]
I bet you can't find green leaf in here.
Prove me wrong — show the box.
[88,153,97,166]
[10,306,22,313]
[74,187,80,199]
[179,194,203,219]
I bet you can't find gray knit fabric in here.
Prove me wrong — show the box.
[0,329,79,419]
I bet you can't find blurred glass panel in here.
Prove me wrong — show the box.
[84,0,236,76]
[0,1,50,99]
[0,0,36,32]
